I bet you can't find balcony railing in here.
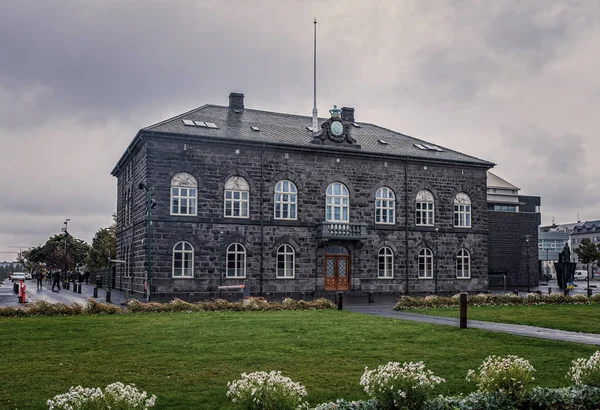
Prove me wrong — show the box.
[317,222,368,240]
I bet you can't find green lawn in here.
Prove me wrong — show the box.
[1,310,598,409]
[407,304,600,334]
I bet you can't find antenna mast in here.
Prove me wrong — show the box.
[312,18,318,133]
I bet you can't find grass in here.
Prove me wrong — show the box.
[407,304,600,334]
[1,310,598,409]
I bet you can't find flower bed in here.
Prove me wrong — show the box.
[0,297,335,317]
[394,292,600,310]
[225,352,600,410]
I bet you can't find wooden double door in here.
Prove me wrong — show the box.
[324,246,350,291]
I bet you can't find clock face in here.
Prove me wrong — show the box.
[331,121,343,137]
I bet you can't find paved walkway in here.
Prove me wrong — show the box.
[346,304,600,346]
[0,279,137,307]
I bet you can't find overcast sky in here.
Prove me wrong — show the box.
[1,0,599,261]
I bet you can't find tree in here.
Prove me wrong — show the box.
[85,218,116,272]
[574,238,600,279]
[23,234,91,272]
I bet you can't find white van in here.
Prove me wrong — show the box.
[574,270,589,281]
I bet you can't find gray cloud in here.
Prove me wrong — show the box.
[1,0,600,260]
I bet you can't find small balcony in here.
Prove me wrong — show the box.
[317,222,368,240]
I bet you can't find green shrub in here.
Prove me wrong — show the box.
[466,355,535,400]
[227,371,307,410]
[568,351,600,387]
[360,361,444,410]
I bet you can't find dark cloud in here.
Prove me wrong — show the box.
[1,0,600,259]
[500,125,600,214]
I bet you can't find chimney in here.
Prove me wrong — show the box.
[229,92,244,110]
[341,106,355,123]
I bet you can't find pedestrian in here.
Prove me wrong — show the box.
[51,271,61,291]
[36,270,44,290]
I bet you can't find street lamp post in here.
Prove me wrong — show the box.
[218,231,224,298]
[139,182,155,302]
[62,218,70,289]
[525,235,531,293]
[434,227,439,295]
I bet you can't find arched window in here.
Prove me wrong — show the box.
[226,243,246,278]
[274,180,297,220]
[326,182,349,222]
[418,248,433,278]
[173,241,194,278]
[415,190,435,226]
[224,177,249,218]
[375,187,395,224]
[378,247,394,278]
[456,249,471,279]
[277,244,295,278]
[454,193,472,228]
[171,172,197,216]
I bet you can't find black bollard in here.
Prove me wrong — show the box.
[368,291,374,304]
[548,287,552,295]
[77,284,82,294]
[93,287,98,298]
[337,292,343,310]
[459,292,468,329]
[106,289,111,303]
[512,289,519,296]
[72,283,77,293]
[588,288,593,297]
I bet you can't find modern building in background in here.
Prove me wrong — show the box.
[571,220,600,264]
[112,93,495,301]
[486,172,541,289]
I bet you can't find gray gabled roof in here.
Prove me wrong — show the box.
[115,104,494,173]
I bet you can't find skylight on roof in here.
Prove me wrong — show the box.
[205,122,218,129]
[423,143,444,152]
[414,143,444,152]
[378,139,388,145]
[194,121,207,127]
[182,119,195,126]
[251,126,260,132]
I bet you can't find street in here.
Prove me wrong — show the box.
[0,278,130,307]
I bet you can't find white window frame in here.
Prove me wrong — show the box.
[170,172,198,216]
[418,248,433,278]
[274,180,297,220]
[276,244,295,278]
[454,192,472,228]
[456,249,471,279]
[375,187,395,224]
[226,243,246,278]
[378,247,394,278]
[172,241,194,278]
[415,190,435,226]
[326,182,349,223]
[224,177,249,218]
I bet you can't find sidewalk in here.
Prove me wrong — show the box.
[345,304,600,346]
[0,279,138,307]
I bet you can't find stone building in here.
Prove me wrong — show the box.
[111,93,494,301]
[485,172,541,289]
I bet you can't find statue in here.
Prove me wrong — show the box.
[563,243,571,263]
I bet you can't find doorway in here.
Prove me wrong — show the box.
[324,246,350,291]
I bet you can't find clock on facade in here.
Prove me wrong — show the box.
[330,121,343,137]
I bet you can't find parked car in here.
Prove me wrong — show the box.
[11,273,26,283]
[24,272,32,280]
[574,270,589,281]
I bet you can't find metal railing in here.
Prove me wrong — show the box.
[317,222,368,239]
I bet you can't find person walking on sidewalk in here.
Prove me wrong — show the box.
[51,271,61,291]
[36,270,44,290]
